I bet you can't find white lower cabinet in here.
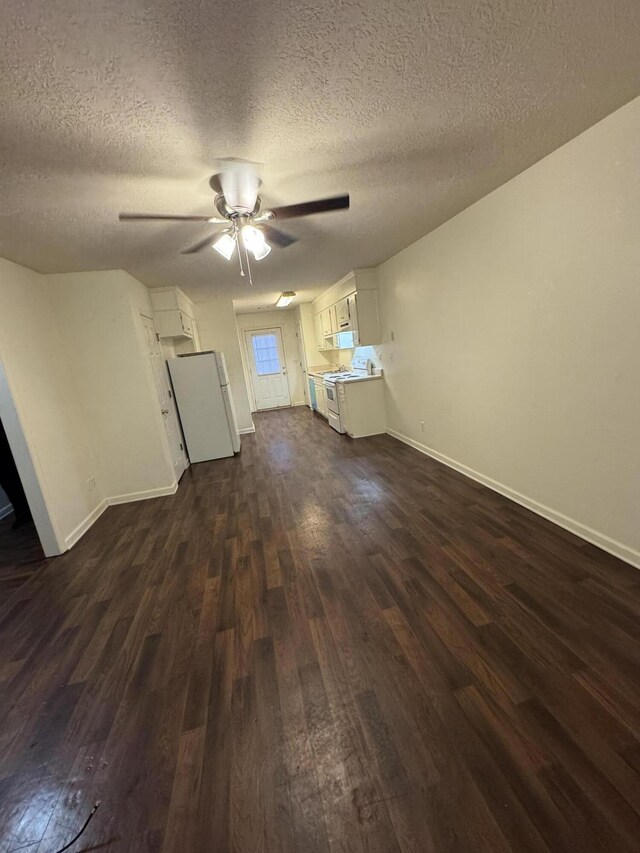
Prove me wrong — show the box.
[313,377,327,417]
[337,379,385,437]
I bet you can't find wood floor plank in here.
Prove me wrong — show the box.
[1,407,639,852]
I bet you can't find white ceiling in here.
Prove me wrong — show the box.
[2,1,640,311]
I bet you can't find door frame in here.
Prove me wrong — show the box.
[138,313,188,481]
[241,326,291,412]
[295,318,309,406]
[0,360,62,556]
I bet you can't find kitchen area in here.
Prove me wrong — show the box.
[301,268,386,439]
[144,268,388,478]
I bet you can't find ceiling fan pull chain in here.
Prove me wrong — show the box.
[237,232,245,277]
[244,241,254,286]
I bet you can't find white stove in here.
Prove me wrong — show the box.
[323,357,374,385]
[323,358,379,433]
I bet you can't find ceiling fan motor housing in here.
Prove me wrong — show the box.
[214,193,261,220]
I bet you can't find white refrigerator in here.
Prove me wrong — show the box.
[167,351,241,463]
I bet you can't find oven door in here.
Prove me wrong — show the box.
[324,381,340,416]
[327,410,345,433]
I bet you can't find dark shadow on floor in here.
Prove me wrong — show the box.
[0,511,44,595]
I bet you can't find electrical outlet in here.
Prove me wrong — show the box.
[87,475,97,491]
[420,420,425,432]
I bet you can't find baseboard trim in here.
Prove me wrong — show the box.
[239,425,256,435]
[63,483,180,551]
[108,482,179,506]
[64,499,108,550]
[386,428,640,570]
[0,502,14,521]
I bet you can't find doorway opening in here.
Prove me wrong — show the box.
[243,327,291,411]
[0,359,61,592]
[0,416,43,592]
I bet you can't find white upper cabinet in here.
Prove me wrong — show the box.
[150,287,198,342]
[315,312,326,351]
[321,307,335,337]
[350,290,379,345]
[155,309,194,339]
[335,293,358,332]
[335,296,350,329]
[312,269,380,348]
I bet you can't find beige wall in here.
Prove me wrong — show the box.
[193,296,254,432]
[376,95,640,567]
[236,309,307,408]
[0,260,179,553]
[47,270,176,502]
[0,258,102,551]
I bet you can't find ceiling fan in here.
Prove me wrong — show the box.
[119,162,349,284]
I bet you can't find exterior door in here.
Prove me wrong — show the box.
[244,328,291,410]
[139,313,188,480]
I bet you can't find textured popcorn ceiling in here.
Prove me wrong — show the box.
[2,1,640,309]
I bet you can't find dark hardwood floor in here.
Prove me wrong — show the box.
[0,514,44,598]
[1,406,639,852]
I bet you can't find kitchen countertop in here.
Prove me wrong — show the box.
[308,365,339,378]
[335,374,383,383]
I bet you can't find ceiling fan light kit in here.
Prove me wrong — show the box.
[241,224,270,258]
[212,231,236,260]
[119,161,349,285]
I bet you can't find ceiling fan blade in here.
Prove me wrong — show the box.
[260,224,298,248]
[119,213,214,222]
[270,194,349,220]
[180,230,223,254]
[220,163,261,213]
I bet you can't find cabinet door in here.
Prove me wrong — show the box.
[314,313,325,350]
[346,294,358,330]
[156,309,194,339]
[318,385,327,417]
[337,383,349,432]
[336,297,350,329]
[321,308,333,337]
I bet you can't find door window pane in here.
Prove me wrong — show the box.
[252,334,281,375]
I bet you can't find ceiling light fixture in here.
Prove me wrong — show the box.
[242,224,271,260]
[212,231,236,260]
[119,162,350,289]
[276,291,296,308]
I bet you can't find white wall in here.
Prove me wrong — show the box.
[47,270,176,502]
[0,258,103,552]
[193,296,254,432]
[376,95,640,567]
[236,310,306,409]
